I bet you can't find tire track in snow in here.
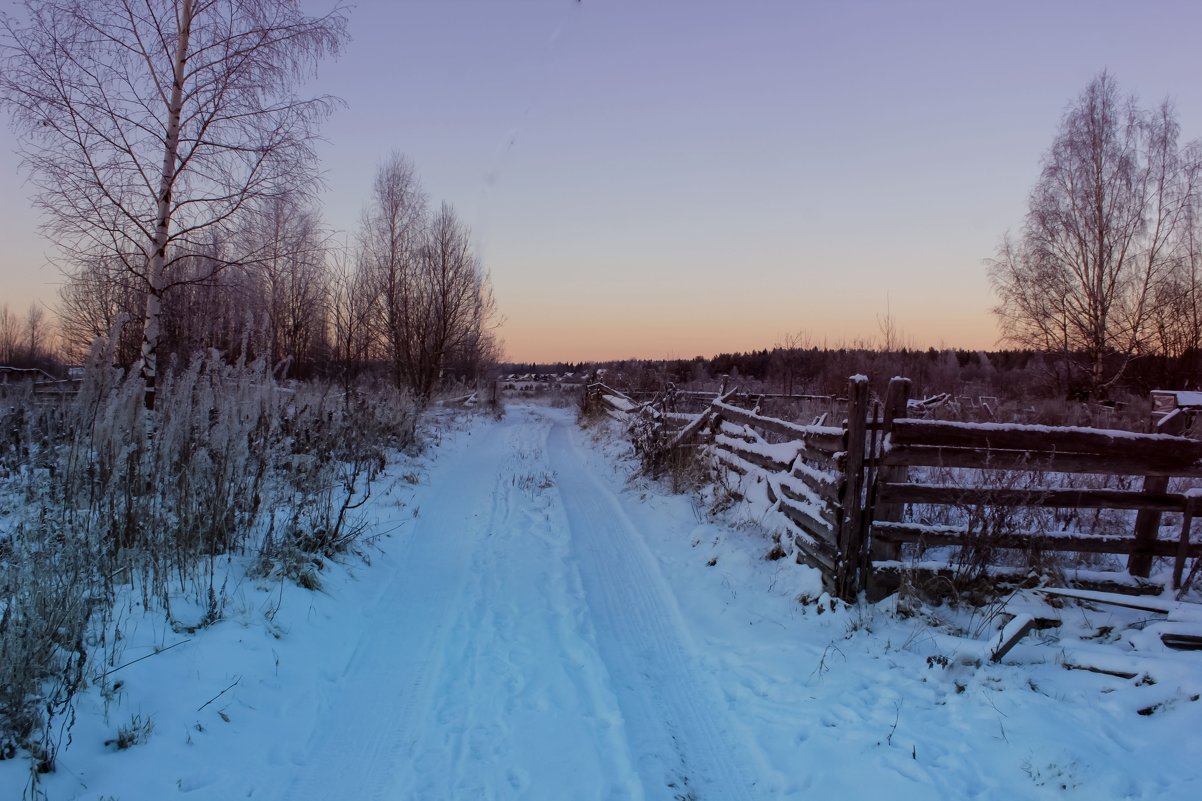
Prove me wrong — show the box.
[269,419,514,801]
[547,419,763,801]
[403,411,642,800]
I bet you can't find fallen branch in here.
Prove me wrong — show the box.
[98,638,192,681]
[198,676,242,712]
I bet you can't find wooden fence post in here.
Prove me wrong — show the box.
[835,375,870,601]
[871,377,912,563]
[1174,492,1198,590]
[1129,409,1188,577]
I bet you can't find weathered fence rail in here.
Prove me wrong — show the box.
[586,375,1202,602]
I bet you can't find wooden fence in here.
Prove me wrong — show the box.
[586,377,1202,602]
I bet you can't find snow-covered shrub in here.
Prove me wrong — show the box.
[0,341,421,766]
[30,350,284,614]
[0,517,98,773]
[259,382,417,579]
[627,412,668,470]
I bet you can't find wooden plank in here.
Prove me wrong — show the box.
[717,421,758,443]
[990,613,1036,662]
[777,496,836,544]
[871,521,1201,557]
[1131,410,1191,577]
[1033,584,1182,613]
[776,481,839,528]
[1061,661,1138,680]
[889,419,1202,463]
[795,449,839,473]
[871,561,1164,596]
[790,466,842,506]
[881,444,1202,478]
[791,534,837,572]
[712,437,794,473]
[711,402,844,453]
[872,377,912,562]
[876,482,1187,512]
[711,449,748,476]
[667,407,714,451]
[1160,631,1202,650]
[1174,496,1197,589]
[774,508,838,570]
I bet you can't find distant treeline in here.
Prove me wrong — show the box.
[502,345,1202,402]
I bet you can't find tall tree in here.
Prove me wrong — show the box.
[59,255,145,365]
[329,241,374,392]
[358,154,427,390]
[414,202,498,396]
[989,72,1199,397]
[0,0,347,405]
[0,305,20,365]
[238,193,331,376]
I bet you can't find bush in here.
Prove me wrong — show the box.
[0,342,420,768]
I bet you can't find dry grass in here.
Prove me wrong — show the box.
[0,343,419,768]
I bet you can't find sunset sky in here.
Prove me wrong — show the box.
[3,0,1202,363]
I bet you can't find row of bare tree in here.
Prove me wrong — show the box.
[56,160,500,396]
[1,1,498,398]
[990,72,1202,398]
[0,304,51,369]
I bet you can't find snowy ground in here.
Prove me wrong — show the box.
[3,404,1200,800]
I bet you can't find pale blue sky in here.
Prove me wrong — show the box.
[3,0,1202,361]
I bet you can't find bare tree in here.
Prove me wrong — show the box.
[0,0,347,405]
[24,305,48,364]
[0,305,19,365]
[59,254,145,364]
[989,72,1199,397]
[237,193,331,376]
[329,243,374,392]
[355,156,502,398]
[1148,151,1202,386]
[420,203,500,392]
[358,154,427,389]
[876,295,905,352]
[0,303,53,367]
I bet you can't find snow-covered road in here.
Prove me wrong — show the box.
[274,406,761,801]
[9,404,1198,801]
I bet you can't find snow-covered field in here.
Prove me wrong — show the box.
[4,404,1200,800]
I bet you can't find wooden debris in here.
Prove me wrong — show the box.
[990,613,1036,662]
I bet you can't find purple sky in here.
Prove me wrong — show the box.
[3,0,1202,361]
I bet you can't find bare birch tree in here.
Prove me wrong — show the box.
[989,72,1199,397]
[0,0,347,406]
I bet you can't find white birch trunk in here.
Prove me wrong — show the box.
[140,0,194,409]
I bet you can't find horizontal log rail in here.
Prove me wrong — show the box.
[712,435,795,473]
[877,482,1188,512]
[711,401,844,452]
[789,464,842,507]
[882,444,1202,478]
[872,521,1200,557]
[889,419,1202,463]
[775,480,839,529]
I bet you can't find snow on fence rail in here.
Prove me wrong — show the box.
[587,377,1202,602]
